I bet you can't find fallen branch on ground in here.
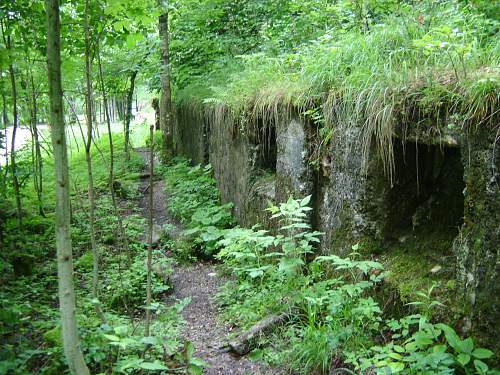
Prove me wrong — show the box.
[228,312,290,355]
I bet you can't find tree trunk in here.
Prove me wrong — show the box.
[3,30,22,227]
[29,70,45,216]
[117,97,124,121]
[99,101,102,123]
[92,99,100,139]
[145,123,154,336]
[83,0,104,321]
[64,95,85,153]
[96,38,131,265]
[152,98,160,130]
[0,69,8,195]
[1,73,7,128]
[124,70,137,161]
[92,99,97,126]
[45,0,90,373]
[158,0,174,159]
[1,74,7,129]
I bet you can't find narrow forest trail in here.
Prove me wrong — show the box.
[135,148,277,375]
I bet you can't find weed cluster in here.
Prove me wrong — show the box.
[0,134,202,374]
[162,159,233,257]
[219,200,497,374]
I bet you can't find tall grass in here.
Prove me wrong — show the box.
[177,0,499,175]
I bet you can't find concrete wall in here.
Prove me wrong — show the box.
[173,103,499,344]
[174,104,208,165]
[454,128,499,341]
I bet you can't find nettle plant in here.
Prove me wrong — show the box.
[217,196,321,282]
[412,26,474,81]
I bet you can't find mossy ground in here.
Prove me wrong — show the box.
[357,229,463,324]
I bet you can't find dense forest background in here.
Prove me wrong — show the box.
[0,0,499,374]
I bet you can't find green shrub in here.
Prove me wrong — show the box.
[103,250,172,310]
[162,159,234,257]
[75,251,94,272]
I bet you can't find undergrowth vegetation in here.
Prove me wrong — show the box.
[177,1,498,119]
[164,158,498,374]
[0,132,201,374]
[161,159,234,258]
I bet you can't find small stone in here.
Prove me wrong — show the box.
[151,224,165,246]
[430,265,442,274]
[208,272,217,277]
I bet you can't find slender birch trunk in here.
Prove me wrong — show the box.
[1,72,7,129]
[64,95,85,151]
[83,0,103,320]
[96,38,131,264]
[45,0,90,373]
[124,70,137,161]
[3,30,22,226]
[1,69,8,196]
[28,70,45,216]
[158,0,174,159]
[145,123,154,336]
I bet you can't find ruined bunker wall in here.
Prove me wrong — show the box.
[275,117,314,203]
[174,104,208,165]
[454,128,500,342]
[316,126,385,254]
[317,125,468,248]
[206,109,252,223]
[172,102,499,342]
[204,110,314,228]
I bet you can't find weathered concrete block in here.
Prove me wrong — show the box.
[317,126,378,253]
[275,117,313,203]
[454,128,499,342]
[245,173,276,229]
[208,108,253,223]
[174,104,208,165]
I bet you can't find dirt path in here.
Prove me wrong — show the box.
[135,149,276,375]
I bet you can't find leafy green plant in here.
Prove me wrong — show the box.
[437,323,495,374]
[103,249,171,310]
[213,195,498,374]
[101,324,171,373]
[183,341,207,375]
[184,203,233,256]
[346,314,497,374]
[413,25,474,80]
[162,159,235,257]
[404,281,445,318]
[162,160,221,223]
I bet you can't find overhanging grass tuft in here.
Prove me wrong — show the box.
[175,1,499,179]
